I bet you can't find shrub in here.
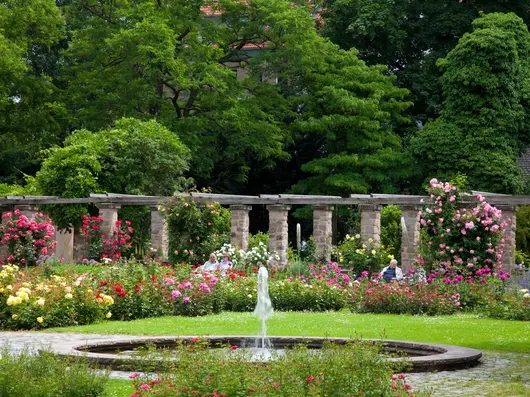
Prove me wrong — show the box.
[0,347,108,397]
[0,209,56,267]
[129,341,422,397]
[419,179,506,275]
[478,289,530,321]
[248,232,269,249]
[359,281,461,316]
[0,265,111,329]
[167,199,231,265]
[334,234,391,274]
[81,215,133,261]
[95,262,172,320]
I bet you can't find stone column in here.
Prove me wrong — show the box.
[230,205,251,252]
[313,205,333,262]
[14,204,38,220]
[97,204,121,237]
[400,205,421,271]
[150,206,169,260]
[497,205,517,271]
[359,204,382,244]
[54,228,74,264]
[73,227,87,261]
[267,205,291,268]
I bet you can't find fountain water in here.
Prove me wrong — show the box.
[253,266,273,348]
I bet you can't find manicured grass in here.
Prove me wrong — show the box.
[48,312,530,353]
[103,379,135,397]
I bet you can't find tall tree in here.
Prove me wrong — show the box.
[321,0,530,127]
[410,12,530,193]
[0,0,66,183]
[61,0,315,191]
[287,44,412,195]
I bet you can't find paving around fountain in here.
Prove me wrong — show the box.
[1,330,528,396]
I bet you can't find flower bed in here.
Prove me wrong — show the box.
[0,265,112,329]
[128,340,423,397]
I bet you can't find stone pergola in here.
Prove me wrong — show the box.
[0,192,522,271]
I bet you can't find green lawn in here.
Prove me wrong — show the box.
[48,312,530,353]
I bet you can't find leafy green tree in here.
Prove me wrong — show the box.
[321,0,530,126]
[0,0,66,183]
[61,0,310,191]
[36,118,190,228]
[410,12,530,194]
[287,43,412,195]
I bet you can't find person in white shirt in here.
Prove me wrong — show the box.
[201,253,219,272]
[380,259,403,282]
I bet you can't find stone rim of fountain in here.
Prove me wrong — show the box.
[45,335,482,373]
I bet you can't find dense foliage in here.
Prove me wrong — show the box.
[36,118,190,228]
[166,198,231,265]
[410,13,530,193]
[0,348,108,397]
[129,341,419,397]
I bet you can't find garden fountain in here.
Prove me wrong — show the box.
[253,266,273,349]
[48,267,483,372]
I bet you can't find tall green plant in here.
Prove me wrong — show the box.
[166,198,231,265]
[410,12,530,193]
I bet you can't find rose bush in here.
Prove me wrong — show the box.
[0,209,56,267]
[419,179,507,275]
[166,199,230,265]
[0,264,112,329]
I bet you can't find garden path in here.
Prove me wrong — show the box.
[0,332,528,396]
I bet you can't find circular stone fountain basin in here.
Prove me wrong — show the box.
[48,336,482,373]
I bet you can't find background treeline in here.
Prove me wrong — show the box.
[2,0,530,199]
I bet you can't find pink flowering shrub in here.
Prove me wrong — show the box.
[419,179,507,275]
[82,215,133,260]
[0,209,56,267]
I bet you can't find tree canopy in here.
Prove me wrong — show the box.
[410,12,530,193]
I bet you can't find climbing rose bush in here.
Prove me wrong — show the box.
[82,215,133,260]
[0,209,56,266]
[418,179,507,275]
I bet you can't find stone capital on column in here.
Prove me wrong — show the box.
[267,204,291,212]
[230,205,252,212]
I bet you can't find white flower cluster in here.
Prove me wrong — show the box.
[213,242,279,268]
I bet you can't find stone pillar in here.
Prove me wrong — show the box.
[150,206,169,260]
[54,228,74,264]
[400,205,421,272]
[14,204,38,220]
[267,205,291,268]
[359,204,382,244]
[97,204,121,237]
[313,205,333,262]
[230,205,251,251]
[498,205,517,271]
